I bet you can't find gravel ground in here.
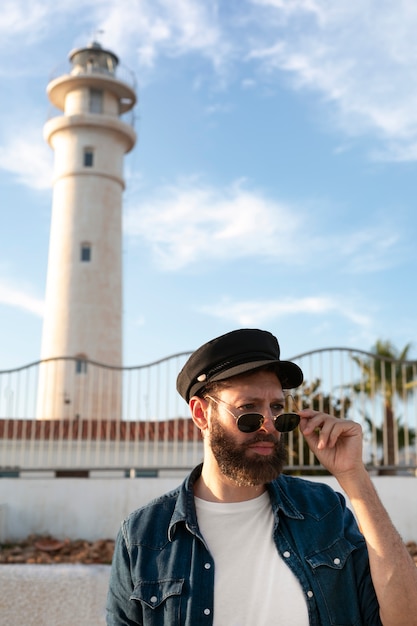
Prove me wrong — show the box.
[0,535,115,564]
[1,535,417,566]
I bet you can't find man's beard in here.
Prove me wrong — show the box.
[209,418,288,487]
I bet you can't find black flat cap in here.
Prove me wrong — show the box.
[176,328,303,402]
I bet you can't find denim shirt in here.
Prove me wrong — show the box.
[106,464,382,626]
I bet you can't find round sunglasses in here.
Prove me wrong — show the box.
[206,395,300,433]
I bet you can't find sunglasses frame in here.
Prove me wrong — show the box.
[205,395,300,433]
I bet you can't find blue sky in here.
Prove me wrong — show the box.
[1,0,416,371]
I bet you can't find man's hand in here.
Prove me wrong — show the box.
[298,409,364,478]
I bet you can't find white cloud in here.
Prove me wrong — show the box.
[0,280,44,317]
[0,0,88,52]
[0,127,53,190]
[124,179,304,270]
[371,141,417,163]
[199,295,372,329]
[96,0,417,158]
[124,179,403,273]
[247,0,417,158]
[98,0,230,74]
[336,226,402,274]
[0,1,50,40]
[0,0,227,73]
[3,1,417,158]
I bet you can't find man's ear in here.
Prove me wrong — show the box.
[190,396,210,432]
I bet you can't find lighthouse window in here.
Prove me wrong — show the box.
[81,243,91,262]
[75,357,88,375]
[89,88,103,113]
[84,149,94,167]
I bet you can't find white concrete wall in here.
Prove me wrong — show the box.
[0,473,187,542]
[0,474,416,543]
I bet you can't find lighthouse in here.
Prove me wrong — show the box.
[37,41,136,420]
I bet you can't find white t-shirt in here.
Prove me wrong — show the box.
[195,492,309,626]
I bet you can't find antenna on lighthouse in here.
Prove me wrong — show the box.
[92,28,105,42]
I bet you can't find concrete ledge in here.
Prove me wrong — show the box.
[0,564,110,626]
[1,475,416,542]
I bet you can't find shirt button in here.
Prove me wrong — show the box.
[204,562,211,569]
[150,595,157,604]
[307,590,314,598]
[283,551,291,558]
[333,557,341,565]
[204,608,211,615]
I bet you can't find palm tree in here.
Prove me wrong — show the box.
[363,416,415,451]
[351,340,415,474]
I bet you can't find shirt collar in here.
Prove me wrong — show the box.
[168,464,203,541]
[267,477,305,520]
[168,464,304,541]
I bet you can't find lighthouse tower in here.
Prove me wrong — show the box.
[37,42,136,420]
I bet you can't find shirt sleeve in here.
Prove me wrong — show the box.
[106,525,143,626]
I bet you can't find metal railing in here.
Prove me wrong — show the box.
[0,347,416,474]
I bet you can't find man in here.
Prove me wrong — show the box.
[107,328,417,625]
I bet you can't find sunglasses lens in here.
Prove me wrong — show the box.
[236,413,263,433]
[275,413,300,433]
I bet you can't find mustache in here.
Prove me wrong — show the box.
[243,433,278,446]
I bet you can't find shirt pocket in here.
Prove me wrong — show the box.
[305,538,362,626]
[130,579,184,625]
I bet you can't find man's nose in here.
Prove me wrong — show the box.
[258,409,277,433]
